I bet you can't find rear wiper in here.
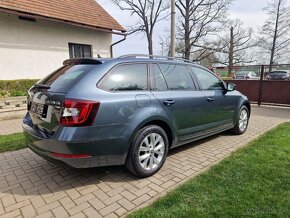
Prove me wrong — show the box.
[33,84,51,89]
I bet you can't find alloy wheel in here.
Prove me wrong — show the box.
[239,109,248,132]
[138,133,165,171]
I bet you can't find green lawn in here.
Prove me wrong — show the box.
[0,133,26,152]
[129,123,290,217]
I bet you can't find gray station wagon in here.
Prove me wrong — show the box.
[23,54,250,177]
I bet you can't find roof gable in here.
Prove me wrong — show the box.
[0,0,125,32]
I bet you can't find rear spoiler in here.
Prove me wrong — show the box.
[63,58,103,66]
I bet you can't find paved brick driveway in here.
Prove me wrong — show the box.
[0,106,289,218]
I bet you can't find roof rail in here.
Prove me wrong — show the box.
[117,54,192,63]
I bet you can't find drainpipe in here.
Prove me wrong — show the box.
[110,35,127,58]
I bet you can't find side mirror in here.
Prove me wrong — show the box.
[227,83,236,92]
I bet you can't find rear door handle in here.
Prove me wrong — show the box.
[207,97,215,102]
[163,100,175,106]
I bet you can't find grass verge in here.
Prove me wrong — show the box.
[0,133,26,152]
[129,123,290,217]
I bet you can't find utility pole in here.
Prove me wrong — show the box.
[170,0,176,58]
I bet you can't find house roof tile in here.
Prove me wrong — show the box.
[0,0,125,32]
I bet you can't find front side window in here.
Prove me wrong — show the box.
[192,67,225,90]
[99,64,148,91]
[159,64,195,90]
[69,43,92,58]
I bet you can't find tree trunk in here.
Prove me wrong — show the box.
[228,26,234,75]
[269,0,281,72]
[184,0,191,60]
[147,33,153,56]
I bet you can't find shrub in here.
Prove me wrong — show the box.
[0,79,39,97]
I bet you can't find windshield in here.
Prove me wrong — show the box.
[38,64,97,93]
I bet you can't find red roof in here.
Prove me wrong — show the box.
[0,0,125,32]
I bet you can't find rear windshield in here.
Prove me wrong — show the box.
[38,64,96,93]
[236,72,250,76]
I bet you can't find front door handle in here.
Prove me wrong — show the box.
[207,97,215,102]
[163,100,175,106]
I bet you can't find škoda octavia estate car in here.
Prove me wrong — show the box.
[23,55,250,177]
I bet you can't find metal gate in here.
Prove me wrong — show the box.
[215,64,290,106]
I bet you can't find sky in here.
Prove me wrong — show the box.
[97,0,270,57]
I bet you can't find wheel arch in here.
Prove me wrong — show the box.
[243,100,251,118]
[129,116,176,151]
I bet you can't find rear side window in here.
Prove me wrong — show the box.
[152,64,167,91]
[159,64,195,90]
[192,67,224,90]
[99,64,148,91]
[38,64,96,93]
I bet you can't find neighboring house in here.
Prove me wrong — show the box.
[0,0,125,80]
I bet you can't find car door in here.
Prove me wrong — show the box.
[150,63,208,140]
[191,66,236,130]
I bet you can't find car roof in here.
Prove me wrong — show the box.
[271,70,290,73]
[63,55,209,71]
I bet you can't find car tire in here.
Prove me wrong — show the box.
[125,125,169,178]
[231,105,249,135]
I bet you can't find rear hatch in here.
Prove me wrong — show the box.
[27,60,100,135]
[235,72,248,79]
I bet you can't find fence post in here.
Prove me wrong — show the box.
[258,65,264,106]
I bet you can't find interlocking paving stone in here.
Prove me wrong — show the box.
[0,106,289,217]
[0,119,23,135]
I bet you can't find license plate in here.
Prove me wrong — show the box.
[236,76,244,79]
[30,102,47,118]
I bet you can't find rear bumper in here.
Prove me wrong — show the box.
[23,113,132,168]
[26,139,124,168]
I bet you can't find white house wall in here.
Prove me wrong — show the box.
[0,13,112,80]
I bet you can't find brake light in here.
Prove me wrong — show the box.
[60,99,100,127]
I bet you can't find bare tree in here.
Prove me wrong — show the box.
[194,50,219,67]
[216,19,257,74]
[112,0,169,55]
[175,0,232,60]
[259,0,290,67]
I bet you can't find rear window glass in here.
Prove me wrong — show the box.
[159,64,195,90]
[38,64,96,93]
[236,72,250,76]
[99,64,148,91]
[152,64,167,91]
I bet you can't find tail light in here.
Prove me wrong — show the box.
[60,99,100,127]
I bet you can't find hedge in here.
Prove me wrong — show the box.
[0,79,39,98]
